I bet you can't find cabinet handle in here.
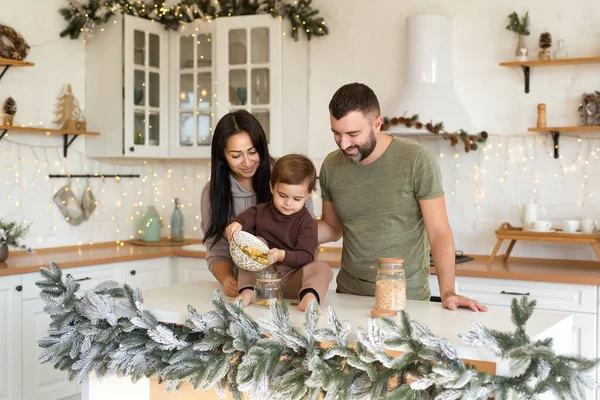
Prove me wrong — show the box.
[500,290,530,296]
[15,285,22,292]
[129,147,135,152]
[65,273,92,282]
[130,270,136,276]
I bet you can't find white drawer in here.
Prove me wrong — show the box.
[455,276,597,314]
[22,263,123,300]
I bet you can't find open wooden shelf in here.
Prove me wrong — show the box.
[499,56,600,93]
[0,125,99,136]
[499,56,600,68]
[0,125,100,157]
[528,126,600,133]
[0,57,35,67]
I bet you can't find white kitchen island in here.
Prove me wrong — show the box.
[82,280,573,400]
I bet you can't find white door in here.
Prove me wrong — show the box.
[169,22,216,158]
[0,275,22,400]
[215,15,282,157]
[124,14,170,158]
[22,298,81,400]
[125,259,172,291]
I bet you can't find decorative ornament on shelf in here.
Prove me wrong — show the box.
[554,39,569,59]
[0,219,35,262]
[506,11,530,61]
[0,24,30,61]
[578,91,600,126]
[381,114,488,152]
[53,84,86,131]
[2,96,17,126]
[537,103,547,128]
[37,262,600,399]
[59,0,328,42]
[538,32,552,61]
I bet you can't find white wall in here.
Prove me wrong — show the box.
[1,0,600,261]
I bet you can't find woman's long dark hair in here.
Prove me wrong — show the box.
[203,110,272,246]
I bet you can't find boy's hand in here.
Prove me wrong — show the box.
[269,248,286,263]
[225,222,242,242]
[236,289,254,307]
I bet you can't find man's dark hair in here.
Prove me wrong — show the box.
[328,82,381,120]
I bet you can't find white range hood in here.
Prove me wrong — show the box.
[387,14,475,135]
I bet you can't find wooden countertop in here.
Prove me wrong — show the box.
[2,240,600,285]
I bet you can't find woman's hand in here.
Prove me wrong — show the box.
[221,275,239,297]
[269,248,286,263]
[225,222,242,242]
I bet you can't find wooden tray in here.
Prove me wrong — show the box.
[130,238,191,247]
[488,222,600,266]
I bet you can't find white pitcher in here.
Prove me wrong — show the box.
[581,217,597,234]
[520,200,540,230]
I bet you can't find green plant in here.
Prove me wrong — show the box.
[0,219,34,253]
[506,11,531,36]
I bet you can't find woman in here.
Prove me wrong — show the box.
[201,110,273,296]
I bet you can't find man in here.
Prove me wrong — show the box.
[318,82,487,312]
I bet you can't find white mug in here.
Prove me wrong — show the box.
[532,220,552,232]
[562,220,580,233]
[581,218,597,234]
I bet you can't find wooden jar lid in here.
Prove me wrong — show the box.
[370,309,398,318]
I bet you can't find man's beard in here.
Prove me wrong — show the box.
[341,130,377,162]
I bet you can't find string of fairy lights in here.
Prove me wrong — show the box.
[1,129,599,249]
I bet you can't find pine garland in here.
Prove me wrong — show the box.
[58,0,328,41]
[37,261,599,399]
[381,114,489,153]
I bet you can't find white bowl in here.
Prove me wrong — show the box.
[230,231,274,271]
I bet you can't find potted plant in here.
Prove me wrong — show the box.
[506,11,531,61]
[2,97,17,126]
[0,219,35,262]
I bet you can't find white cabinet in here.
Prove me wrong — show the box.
[0,275,22,400]
[87,14,308,159]
[86,14,170,158]
[125,258,172,291]
[174,257,215,284]
[22,298,81,400]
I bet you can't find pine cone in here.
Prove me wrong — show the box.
[415,122,423,129]
[539,32,552,49]
[405,120,413,127]
[426,122,434,132]
[480,131,488,139]
[390,117,398,125]
[381,123,389,131]
[3,97,16,115]
[398,117,406,123]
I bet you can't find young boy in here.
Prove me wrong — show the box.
[225,154,333,311]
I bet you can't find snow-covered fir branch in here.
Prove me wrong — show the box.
[36,262,599,399]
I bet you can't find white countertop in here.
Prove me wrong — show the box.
[141,281,572,366]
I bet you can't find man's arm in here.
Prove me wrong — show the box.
[420,195,488,312]
[317,199,343,244]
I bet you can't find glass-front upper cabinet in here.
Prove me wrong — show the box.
[124,15,169,158]
[216,15,282,157]
[169,22,216,158]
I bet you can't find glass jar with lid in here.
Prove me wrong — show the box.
[254,270,283,308]
[375,258,406,311]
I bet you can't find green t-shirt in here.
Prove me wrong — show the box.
[319,137,444,300]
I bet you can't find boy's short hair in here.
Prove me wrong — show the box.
[270,154,317,193]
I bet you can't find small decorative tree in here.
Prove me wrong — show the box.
[2,96,17,125]
[53,84,85,130]
[0,219,34,262]
[506,11,531,60]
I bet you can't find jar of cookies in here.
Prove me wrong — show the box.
[255,270,282,308]
[375,258,406,311]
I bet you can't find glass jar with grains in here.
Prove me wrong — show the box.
[374,258,406,311]
[254,270,283,308]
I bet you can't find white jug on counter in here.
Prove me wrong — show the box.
[520,200,543,230]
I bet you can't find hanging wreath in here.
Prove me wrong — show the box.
[59,0,328,41]
[0,24,30,61]
[381,114,489,153]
